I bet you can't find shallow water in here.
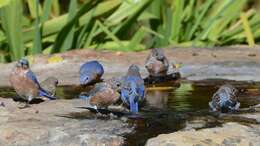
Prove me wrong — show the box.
[0,80,259,146]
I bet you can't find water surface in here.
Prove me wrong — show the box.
[0,80,259,146]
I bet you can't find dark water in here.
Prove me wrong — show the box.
[0,80,259,146]
[124,81,260,146]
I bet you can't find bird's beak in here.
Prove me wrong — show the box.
[80,76,89,85]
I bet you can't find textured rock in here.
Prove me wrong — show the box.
[146,122,260,146]
[1,47,260,86]
[0,97,132,146]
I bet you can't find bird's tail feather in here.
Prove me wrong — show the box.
[39,89,56,100]
[130,97,138,113]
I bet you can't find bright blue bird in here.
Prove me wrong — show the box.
[121,64,145,113]
[79,60,104,86]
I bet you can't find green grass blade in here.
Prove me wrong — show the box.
[187,0,214,40]
[241,12,255,47]
[41,0,52,23]
[52,0,60,16]
[171,0,184,42]
[52,0,101,53]
[127,27,146,51]
[32,0,42,54]
[60,0,77,52]
[199,0,234,40]
[96,20,124,49]
[0,0,25,60]
[83,21,98,48]
[27,0,42,19]
[112,0,152,37]
[0,0,10,8]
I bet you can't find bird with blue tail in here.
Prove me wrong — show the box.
[79,77,122,112]
[121,64,145,114]
[79,60,104,86]
[9,58,56,108]
[145,48,169,77]
[40,77,59,97]
[209,84,240,113]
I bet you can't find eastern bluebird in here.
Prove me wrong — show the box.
[79,77,121,111]
[121,64,145,113]
[40,77,59,96]
[79,60,104,86]
[9,58,56,107]
[145,48,169,77]
[209,84,240,113]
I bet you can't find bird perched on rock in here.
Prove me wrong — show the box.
[121,64,145,113]
[145,48,169,77]
[40,77,59,97]
[9,58,56,108]
[79,77,122,111]
[209,84,240,113]
[79,60,104,86]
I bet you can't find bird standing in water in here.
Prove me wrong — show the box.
[80,77,122,111]
[121,64,145,113]
[79,60,104,86]
[145,48,169,77]
[209,84,240,113]
[40,77,59,97]
[9,58,56,108]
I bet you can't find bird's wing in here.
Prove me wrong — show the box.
[26,70,40,87]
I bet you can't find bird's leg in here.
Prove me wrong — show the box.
[21,96,33,109]
[93,105,99,113]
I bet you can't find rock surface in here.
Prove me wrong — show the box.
[0,97,132,146]
[146,122,260,146]
[1,46,260,86]
[1,47,260,146]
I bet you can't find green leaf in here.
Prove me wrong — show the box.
[41,0,53,23]
[240,12,255,47]
[0,0,10,8]
[60,0,77,52]
[171,0,184,42]
[0,0,25,60]
[32,0,42,54]
[52,0,101,53]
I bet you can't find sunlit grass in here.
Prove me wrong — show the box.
[0,0,259,62]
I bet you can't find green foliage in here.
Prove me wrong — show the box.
[0,0,259,62]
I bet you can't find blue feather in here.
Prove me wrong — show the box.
[129,95,138,113]
[26,71,56,100]
[26,70,40,86]
[39,88,56,100]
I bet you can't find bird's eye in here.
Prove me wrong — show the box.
[116,83,120,87]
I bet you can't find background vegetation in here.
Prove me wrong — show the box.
[0,0,259,62]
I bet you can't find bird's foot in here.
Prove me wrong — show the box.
[18,103,30,109]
